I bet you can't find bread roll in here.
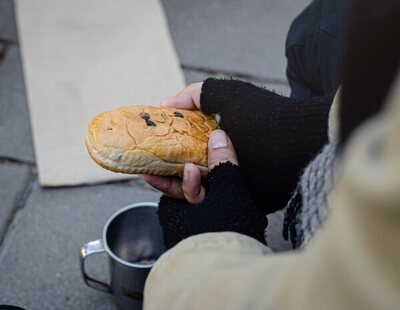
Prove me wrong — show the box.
[85,105,218,176]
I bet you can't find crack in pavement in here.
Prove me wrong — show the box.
[0,156,36,167]
[0,167,37,255]
[181,64,289,86]
[0,38,16,64]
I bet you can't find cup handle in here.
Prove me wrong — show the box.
[80,239,111,293]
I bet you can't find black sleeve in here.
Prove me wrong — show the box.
[158,162,268,249]
[200,78,333,214]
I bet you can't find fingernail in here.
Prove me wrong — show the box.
[209,130,228,149]
[183,163,191,181]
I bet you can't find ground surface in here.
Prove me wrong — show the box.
[0,0,307,308]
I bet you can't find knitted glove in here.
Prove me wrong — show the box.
[158,162,268,249]
[200,78,333,214]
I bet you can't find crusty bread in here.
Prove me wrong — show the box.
[85,105,218,176]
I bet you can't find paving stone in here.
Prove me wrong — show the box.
[0,46,35,163]
[0,0,18,41]
[0,180,161,310]
[163,0,310,82]
[0,161,32,239]
[183,69,291,96]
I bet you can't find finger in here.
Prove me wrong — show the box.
[138,175,185,200]
[208,129,239,170]
[160,82,203,110]
[182,163,206,204]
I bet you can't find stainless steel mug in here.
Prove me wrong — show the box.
[80,202,165,310]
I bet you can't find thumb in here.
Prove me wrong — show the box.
[208,129,239,170]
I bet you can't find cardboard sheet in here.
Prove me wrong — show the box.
[16,0,185,186]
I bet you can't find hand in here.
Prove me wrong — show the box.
[139,129,238,204]
[157,137,266,248]
[138,82,204,199]
[141,82,235,203]
[160,82,203,110]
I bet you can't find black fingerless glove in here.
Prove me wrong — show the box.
[158,162,268,249]
[200,78,333,214]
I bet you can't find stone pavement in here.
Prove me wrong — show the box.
[0,0,306,308]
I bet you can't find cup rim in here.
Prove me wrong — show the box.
[102,202,159,269]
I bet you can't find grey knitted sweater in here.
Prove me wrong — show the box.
[282,140,338,248]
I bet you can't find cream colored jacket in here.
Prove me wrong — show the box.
[144,77,400,310]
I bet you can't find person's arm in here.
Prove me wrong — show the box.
[201,78,333,214]
[144,83,400,309]
[142,79,332,214]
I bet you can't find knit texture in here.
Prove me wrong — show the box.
[158,162,268,249]
[283,140,338,248]
[201,78,333,214]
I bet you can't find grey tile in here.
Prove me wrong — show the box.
[163,0,310,82]
[0,0,18,41]
[0,180,161,309]
[0,46,35,163]
[0,161,32,239]
[183,69,291,96]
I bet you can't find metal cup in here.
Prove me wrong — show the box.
[80,202,165,310]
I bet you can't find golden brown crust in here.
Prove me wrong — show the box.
[85,105,217,176]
